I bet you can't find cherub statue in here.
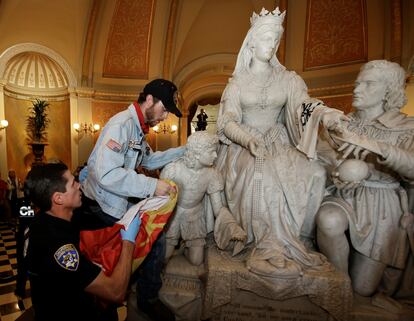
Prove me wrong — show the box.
[316,60,414,311]
[161,131,246,266]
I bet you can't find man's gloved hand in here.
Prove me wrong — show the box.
[120,216,141,244]
[79,166,88,184]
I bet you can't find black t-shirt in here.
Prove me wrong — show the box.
[26,212,102,321]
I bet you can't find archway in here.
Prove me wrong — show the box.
[0,43,78,178]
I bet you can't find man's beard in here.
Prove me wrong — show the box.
[144,103,159,127]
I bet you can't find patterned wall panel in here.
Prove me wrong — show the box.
[318,95,354,114]
[92,101,127,128]
[5,96,71,181]
[304,0,367,70]
[103,0,155,78]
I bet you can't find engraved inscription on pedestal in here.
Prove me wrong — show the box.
[213,293,329,321]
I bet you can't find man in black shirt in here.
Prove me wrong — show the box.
[25,163,140,321]
[196,108,208,131]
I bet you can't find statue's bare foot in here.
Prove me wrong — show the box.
[247,258,301,279]
[371,292,403,314]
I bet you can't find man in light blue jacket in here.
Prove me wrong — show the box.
[80,79,184,321]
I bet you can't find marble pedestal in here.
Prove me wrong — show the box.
[203,245,352,321]
[350,295,414,321]
[159,243,414,321]
[159,254,205,321]
[159,242,352,321]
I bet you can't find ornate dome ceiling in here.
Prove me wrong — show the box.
[4,52,68,93]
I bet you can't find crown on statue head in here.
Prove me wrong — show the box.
[250,7,286,27]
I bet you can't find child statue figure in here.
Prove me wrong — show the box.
[161,131,246,266]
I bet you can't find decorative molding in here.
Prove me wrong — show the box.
[309,83,355,114]
[3,89,69,102]
[407,55,414,84]
[163,0,179,79]
[174,53,234,116]
[409,55,414,73]
[174,53,236,88]
[276,0,288,65]
[4,52,68,90]
[93,92,136,101]
[74,87,136,101]
[181,75,229,114]
[317,94,354,114]
[308,83,354,97]
[81,0,103,86]
[303,0,367,70]
[390,0,402,64]
[75,87,96,98]
[103,0,155,79]
[0,43,77,87]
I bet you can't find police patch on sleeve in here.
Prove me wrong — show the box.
[54,244,79,271]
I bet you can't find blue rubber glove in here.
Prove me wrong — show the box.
[79,166,88,184]
[120,216,141,243]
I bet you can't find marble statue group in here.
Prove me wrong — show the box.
[159,7,414,321]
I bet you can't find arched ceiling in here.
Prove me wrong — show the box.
[173,0,263,74]
[0,0,413,106]
[4,52,68,91]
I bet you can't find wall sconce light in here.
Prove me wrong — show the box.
[152,123,177,134]
[73,122,100,134]
[0,119,8,130]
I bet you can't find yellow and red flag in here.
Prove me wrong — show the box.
[80,181,177,275]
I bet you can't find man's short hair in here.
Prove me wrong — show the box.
[138,92,160,105]
[24,163,68,212]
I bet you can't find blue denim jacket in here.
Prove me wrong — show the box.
[82,104,185,219]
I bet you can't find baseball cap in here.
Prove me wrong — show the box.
[143,79,182,117]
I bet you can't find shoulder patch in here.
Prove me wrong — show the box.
[54,244,79,271]
[106,139,122,153]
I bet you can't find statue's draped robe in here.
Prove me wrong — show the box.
[216,68,330,269]
[324,110,414,269]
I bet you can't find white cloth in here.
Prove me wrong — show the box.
[117,195,169,230]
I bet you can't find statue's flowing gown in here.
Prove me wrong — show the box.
[216,67,328,269]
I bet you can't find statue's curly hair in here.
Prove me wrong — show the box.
[361,60,407,111]
[183,131,218,168]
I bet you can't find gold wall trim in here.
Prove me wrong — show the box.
[3,88,69,101]
[308,83,354,97]
[276,0,288,65]
[81,0,102,86]
[75,87,136,101]
[163,0,179,79]
[390,0,402,64]
[319,94,354,114]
